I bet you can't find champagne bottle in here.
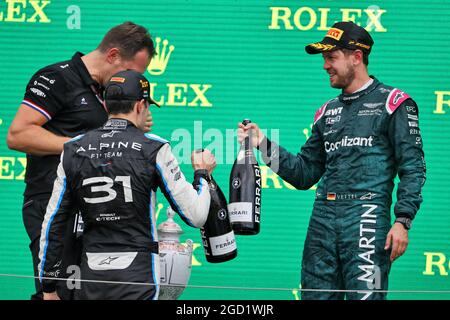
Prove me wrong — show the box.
[200,174,237,263]
[228,119,261,235]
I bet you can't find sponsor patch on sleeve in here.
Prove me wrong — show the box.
[385,88,410,114]
[110,77,125,83]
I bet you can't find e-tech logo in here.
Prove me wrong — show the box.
[325,136,374,153]
[147,37,213,107]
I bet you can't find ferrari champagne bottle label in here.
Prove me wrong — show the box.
[200,175,237,263]
[228,202,253,223]
[229,119,261,235]
[209,230,237,256]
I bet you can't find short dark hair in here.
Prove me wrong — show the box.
[342,48,369,66]
[106,99,136,115]
[105,86,136,114]
[97,21,155,59]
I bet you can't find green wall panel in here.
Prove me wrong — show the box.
[0,0,449,300]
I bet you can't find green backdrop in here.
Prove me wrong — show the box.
[0,0,449,300]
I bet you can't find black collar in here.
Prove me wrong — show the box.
[71,52,102,90]
[338,76,379,104]
[102,118,135,131]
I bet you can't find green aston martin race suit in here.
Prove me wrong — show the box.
[259,77,426,300]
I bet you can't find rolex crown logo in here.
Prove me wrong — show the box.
[148,37,175,75]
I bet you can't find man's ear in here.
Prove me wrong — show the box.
[106,48,121,64]
[135,99,145,114]
[353,49,364,66]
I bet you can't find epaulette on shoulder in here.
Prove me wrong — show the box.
[65,134,85,144]
[385,88,411,115]
[313,100,333,124]
[144,133,169,144]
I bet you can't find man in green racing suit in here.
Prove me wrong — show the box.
[238,21,426,300]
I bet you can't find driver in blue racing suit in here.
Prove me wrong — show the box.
[38,70,216,300]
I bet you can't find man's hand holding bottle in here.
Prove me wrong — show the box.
[237,122,265,147]
[191,149,216,174]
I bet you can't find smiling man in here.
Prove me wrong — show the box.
[238,21,426,300]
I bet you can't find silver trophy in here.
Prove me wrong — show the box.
[158,207,194,300]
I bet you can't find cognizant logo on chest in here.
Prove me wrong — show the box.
[325,136,374,152]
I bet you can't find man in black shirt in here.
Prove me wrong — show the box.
[7,21,155,300]
[38,70,215,300]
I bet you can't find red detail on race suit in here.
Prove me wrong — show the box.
[314,102,328,124]
[386,89,410,114]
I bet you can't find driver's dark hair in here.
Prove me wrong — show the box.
[342,48,369,66]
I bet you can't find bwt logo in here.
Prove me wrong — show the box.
[423,252,449,276]
[325,107,343,116]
